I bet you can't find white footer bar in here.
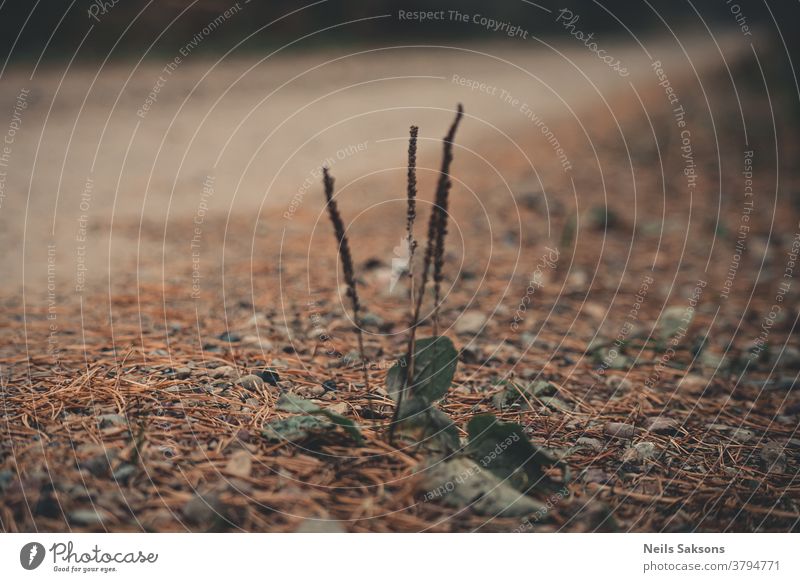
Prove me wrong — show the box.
[1,533,796,581]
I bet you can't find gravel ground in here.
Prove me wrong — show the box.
[1,33,799,532]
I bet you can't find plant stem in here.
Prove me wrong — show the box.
[431,104,464,336]
[390,126,419,443]
[322,168,370,396]
[390,106,463,443]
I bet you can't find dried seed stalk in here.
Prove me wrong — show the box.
[390,106,463,442]
[406,125,419,269]
[322,167,370,393]
[431,104,463,335]
[390,126,419,442]
[405,125,419,372]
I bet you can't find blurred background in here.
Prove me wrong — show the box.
[1,0,798,293]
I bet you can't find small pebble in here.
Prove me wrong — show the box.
[328,402,349,415]
[111,464,137,483]
[605,376,632,391]
[644,417,680,435]
[295,518,346,533]
[225,450,253,478]
[183,493,222,525]
[241,335,274,350]
[760,441,787,473]
[730,428,754,444]
[296,385,326,398]
[211,365,236,379]
[622,442,656,464]
[69,508,111,526]
[540,396,570,412]
[256,369,281,386]
[577,437,603,451]
[236,374,264,391]
[454,311,488,335]
[98,414,126,428]
[361,312,383,329]
[778,346,800,369]
[604,422,638,439]
[581,467,613,484]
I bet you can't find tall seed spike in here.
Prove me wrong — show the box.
[391,105,464,443]
[322,167,370,394]
[431,103,464,335]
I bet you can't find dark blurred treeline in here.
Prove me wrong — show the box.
[2,0,799,65]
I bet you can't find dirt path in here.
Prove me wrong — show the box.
[1,32,751,290]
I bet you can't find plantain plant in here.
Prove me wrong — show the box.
[272,105,568,511]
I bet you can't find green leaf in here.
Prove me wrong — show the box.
[492,379,557,411]
[560,213,577,250]
[393,396,460,456]
[418,457,546,517]
[387,336,458,405]
[656,306,691,340]
[539,396,571,412]
[385,359,406,402]
[273,393,363,444]
[262,415,334,442]
[466,414,566,493]
[277,393,321,414]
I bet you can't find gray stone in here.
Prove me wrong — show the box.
[69,508,111,526]
[418,457,545,517]
[604,422,637,439]
[328,402,349,415]
[241,335,274,350]
[98,414,126,428]
[111,464,137,483]
[605,376,632,391]
[211,365,236,379]
[622,442,656,464]
[183,493,223,525]
[577,437,603,451]
[295,518,346,533]
[455,311,488,335]
[778,346,800,369]
[539,396,570,412]
[760,441,787,473]
[295,385,326,398]
[730,428,755,443]
[656,306,691,340]
[361,312,383,329]
[236,374,264,391]
[581,467,613,484]
[644,417,680,435]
